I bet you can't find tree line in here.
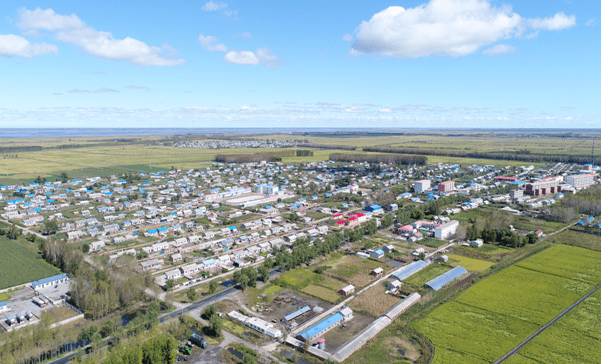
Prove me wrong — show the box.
[329,153,427,166]
[362,145,595,165]
[298,143,357,151]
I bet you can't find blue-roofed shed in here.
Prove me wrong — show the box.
[283,306,311,323]
[31,274,69,290]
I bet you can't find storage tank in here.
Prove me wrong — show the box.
[16,312,26,323]
[26,311,34,319]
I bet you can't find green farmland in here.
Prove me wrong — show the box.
[0,237,61,290]
[414,245,601,363]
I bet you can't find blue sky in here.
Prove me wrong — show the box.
[0,0,599,128]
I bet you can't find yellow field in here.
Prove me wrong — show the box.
[447,254,494,272]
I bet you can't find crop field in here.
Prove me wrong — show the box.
[349,284,401,317]
[553,229,601,252]
[404,264,452,287]
[0,237,61,289]
[301,284,340,303]
[431,347,488,364]
[446,254,494,272]
[514,290,601,363]
[414,245,601,363]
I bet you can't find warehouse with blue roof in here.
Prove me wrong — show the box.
[296,307,354,342]
[424,266,468,291]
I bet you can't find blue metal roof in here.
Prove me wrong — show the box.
[31,274,68,287]
[283,306,311,322]
[0,301,6,307]
[424,266,468,291]
[297,312,343,341]
[390,260,429,281]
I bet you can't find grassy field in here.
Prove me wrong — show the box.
[446,254,494,272]
[0,237,61,290]
[349,284,401,317]
[0,292,10,301]
[246,284,285,307]
[414,245,601,363]
[276,269,320,290]
[554,229,601,252]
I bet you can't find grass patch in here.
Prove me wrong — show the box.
[0,292,10,301]
[275,269,319,290]
[421,238,447,248]
[446,254,495,272]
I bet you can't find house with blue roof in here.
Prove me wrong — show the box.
[31,274,69,290]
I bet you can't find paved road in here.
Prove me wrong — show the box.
[493,285,601,364]
[0,217,48,240]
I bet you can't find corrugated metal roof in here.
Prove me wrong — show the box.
[424,266,468,291]
[283,306,311,322]
[297,312,343,341]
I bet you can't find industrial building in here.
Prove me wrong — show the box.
[525,178,561,196]
[566,173,595,189]
[227,311,282,338]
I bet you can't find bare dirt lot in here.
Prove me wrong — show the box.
[321,312,373,353]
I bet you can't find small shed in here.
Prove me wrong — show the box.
[371,249,385,259]
[437,255,449,262]
[383,245,395,253]
[387,280,402,291]
[470,239,484,248]
[339,284,355,296]
[371,267,384,276]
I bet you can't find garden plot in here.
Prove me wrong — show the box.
[349,284,401,318]
[323,255,393,287]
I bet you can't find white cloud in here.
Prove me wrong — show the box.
[198,34,228,52]
[18,8,85,31]
[256,48,281,69]
[125,85,151,91]
[351,0,576,59]
[18,8,186,66]
[529,12,576,31]
[224,50,259,65]
[483,44,515,56]
[238,32,252,39]
[202,1,227,12]
[0,34,58,58]
[201,2,238,18]
[342,33,353,42]
[223,48,281,68]
[66,87,119,94]
[585,19,596,26]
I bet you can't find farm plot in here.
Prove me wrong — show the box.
[431,347,489,364]
[455,266,592,325]
[414,302,540,362]
[446,254,494,272]
[301,285,340,303]
[0,237,61,289]
[324,255,393,287]
[349,284,401,317]
[415,245,601,363]
[515,290,601,363]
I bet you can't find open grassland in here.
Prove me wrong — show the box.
[404,264,452,287]
[553,228,601,252]
[515,290,601,363]
[414,245,601,363]
[349,284,401,317]
[0,237,61,289]
[446,254,494,272]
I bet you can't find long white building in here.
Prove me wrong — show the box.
[566,174,595,189]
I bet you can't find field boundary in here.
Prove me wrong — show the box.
[493,285,601,364]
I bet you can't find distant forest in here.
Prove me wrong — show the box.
[329,152,427,166]
[363,146,595,165]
